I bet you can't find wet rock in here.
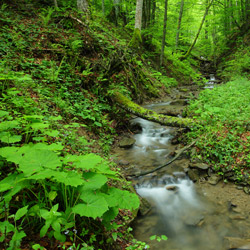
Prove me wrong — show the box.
[229,215,246,220]
[119,137,136,148]
[207,175,222,185]
[224,237,250,249]
[166,185,179,192]
[170,99,187,106]
[232,206,243,214]
[118,159,130,166]
[189,162,210,170]
[187,169,199,182]
[139,197,152,216]
[243,187,250,194]
[183,213,204,226]
[173,171,186,178]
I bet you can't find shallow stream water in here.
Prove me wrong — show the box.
[114,100,250,250]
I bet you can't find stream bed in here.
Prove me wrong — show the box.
[114,97,250,250]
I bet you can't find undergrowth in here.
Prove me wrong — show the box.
[187,77,250,184]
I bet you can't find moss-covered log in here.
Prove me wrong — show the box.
[112,91,195,128]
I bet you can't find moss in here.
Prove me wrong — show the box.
[129,28,142,49]
[112,91,195,128]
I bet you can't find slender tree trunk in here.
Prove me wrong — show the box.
[151,0,156,25]
[129,0,144,48]
[160,0,168,66]
[102,0,105,15]
[114,0,120,26]
[181,0,214,60]
[175,0,185,50]
[54,0,58,8]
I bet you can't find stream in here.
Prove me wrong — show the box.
[114,85,250,250]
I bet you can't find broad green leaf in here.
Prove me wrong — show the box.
[0,111,9,118]
[23,115,44,122]
[0,120,19,131]
[0,173,25,193]
[102,207,119,223]
[53,172,84,187]
[31,122,49,130]
[72,196,108,219]
[0,147,22,164]
[19,149,61,175]
[0,132,22,143]
[49,115,62,121]
[27,169,57,180]
[74,153,103,170]
[27,142,64,151]
[15,205,28,221]
[63,154,79,164]
[105,188,140,210]
[44,130,59,137]
[81,172,107,191]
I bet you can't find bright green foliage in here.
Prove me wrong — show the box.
[188,78,250,183]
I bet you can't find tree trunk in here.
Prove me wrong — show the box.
[181,0,214,60]
[129,0,144,48]
[77,0,90,17]
[112,91,194,128]
[160,0,168,66]
[102,0,105,15]
[151,0,156,25]
[54,0,58,8]
[175,0,184,50]
[113,0,120,26]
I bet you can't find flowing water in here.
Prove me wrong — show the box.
[204,74,216,89]
[114,101,250,250]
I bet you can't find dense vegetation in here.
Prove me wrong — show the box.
[1,0,250,249]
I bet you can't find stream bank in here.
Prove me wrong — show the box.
[112,81,250,250]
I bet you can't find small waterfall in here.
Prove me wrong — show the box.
[204,74,217,89]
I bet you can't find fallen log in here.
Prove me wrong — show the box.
[112,91,195,128]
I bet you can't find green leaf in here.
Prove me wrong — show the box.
[0,147,22,164]
[0,221,15,234]
[51,220,61,232]
[15,205,28,221]
[19,149,61,175]
[54,231,66,242]
[40,222,50,237]
[0,111,9,118]
[105,188,140,210]
[81,172,107,190]
[52,171,84,187]
[49,115,62,121]
[102,207,119,223]
[44,130,60,137]
[0,120,19,131]
[72,196,108,219]
[74,153,103,170]
[31,122,49,130]
[161,235,168,240]
[48,191,57,201]
[150,235,156,240]
[0,132,22,143]
[27,169,57,180]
